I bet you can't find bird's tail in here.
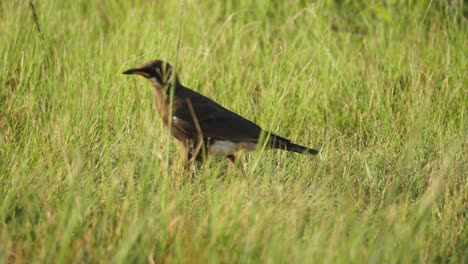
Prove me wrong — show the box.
[269,134,319,155]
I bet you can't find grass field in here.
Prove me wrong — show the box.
[1,0,466,263]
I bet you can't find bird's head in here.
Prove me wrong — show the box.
[123,60,177,88]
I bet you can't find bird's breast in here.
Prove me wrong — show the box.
[153,89,180,126]
[153,90,167,119]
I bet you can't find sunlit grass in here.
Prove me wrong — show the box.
[0,0,466,263]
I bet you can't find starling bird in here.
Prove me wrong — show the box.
[123,60,318,164]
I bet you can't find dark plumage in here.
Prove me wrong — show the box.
[123,60,318,164]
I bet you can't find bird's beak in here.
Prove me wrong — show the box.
[122,68,150,77]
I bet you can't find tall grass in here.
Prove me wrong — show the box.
[0,0,466,263]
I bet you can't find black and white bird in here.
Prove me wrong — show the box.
[123,60,318,164]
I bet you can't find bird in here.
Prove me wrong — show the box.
[123,59,318,164]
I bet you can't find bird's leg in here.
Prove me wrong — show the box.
[185,151,196,173]
[186,150,194,163]
[184,140,199,175]
[226,154,247,175]
[226,155,236,169]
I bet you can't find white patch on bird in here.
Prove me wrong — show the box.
[209,140,257,156]
[172,116,185,127]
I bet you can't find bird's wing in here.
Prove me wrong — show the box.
[172,97,263,142]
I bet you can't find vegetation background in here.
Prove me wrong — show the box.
[1,0,466,263]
